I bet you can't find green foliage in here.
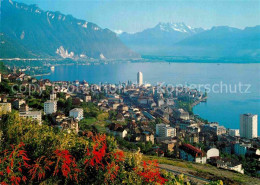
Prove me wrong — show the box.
[177,100,193,115]
[0,62,9,74]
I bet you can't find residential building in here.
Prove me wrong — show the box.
[0,103,11,114]
[156,123,176,137]
[165,126,177,137]
[19,103,29,112]
[19,111,42,125]
[84,95,92,102]
[156,123,166,137]
[234,142,251,156]
[240,113,258,139]
[174,108,189,120]
[229,129,240,137]
[140,131,154,144]
[61,118,79,134]
[107,123,128,138]
[50,93,57,101]
[161,140,178,153]
[202,123,226,135]
[69,108,84,121]
[216,158,244,174]
[179,144,207,164]
[44,100,57,114]
[12,99,26,109]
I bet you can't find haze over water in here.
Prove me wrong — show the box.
[42,62,260,134]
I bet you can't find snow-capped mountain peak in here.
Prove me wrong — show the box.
[156,22,203,34]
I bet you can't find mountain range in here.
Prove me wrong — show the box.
[0,0,139,59]
[119,23,260,59]
[1,0,260,61]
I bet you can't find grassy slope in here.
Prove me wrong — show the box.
[143,155,260,185]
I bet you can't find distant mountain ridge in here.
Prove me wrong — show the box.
[0,0,140,59]
[119,23,260,59]
[119,22,204,54]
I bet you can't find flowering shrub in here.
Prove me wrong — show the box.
[0,115,224,185]
[28,156,54,181]
[52,149,81,182]
[84,134,107,169]
[0,142,29,185]
[135,160,168,184]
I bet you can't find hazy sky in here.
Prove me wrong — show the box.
[15,0,260,33]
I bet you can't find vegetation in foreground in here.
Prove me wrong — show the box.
[0,112,223,185]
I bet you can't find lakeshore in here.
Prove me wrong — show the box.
[38,62,260,134]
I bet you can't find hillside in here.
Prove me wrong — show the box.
[1,0,140,59]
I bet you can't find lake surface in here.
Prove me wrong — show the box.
[41,62,260,134]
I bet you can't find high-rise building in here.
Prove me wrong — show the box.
[240,114,258,139]
[137,72,143,86]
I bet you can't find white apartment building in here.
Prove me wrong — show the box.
[156,123,176,137]
[165,126,177,137]
[44,100,57,114]
[137,72,143,86]
[229,129,240,137]
[69,108,84,121]
[240,114,258,139]
[19,111,42,125]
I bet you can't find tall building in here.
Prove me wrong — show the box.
[44,100,57,115]
[137,72,143,86]
[156,123,176,137]
[240,114,258,139]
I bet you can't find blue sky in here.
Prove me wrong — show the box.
[15,0,260,33]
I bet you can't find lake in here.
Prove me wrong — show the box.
[41,62,260,134]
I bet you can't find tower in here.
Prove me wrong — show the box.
[240,113,258,139]
[137,72,143,86]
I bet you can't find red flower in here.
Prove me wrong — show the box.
[0,142,30,184]
[135,160,168,184]
[6,166,11,174]
[114,150,124,162]
[28,156,54,181]
[52,149,80,182]
[84,134,107,170]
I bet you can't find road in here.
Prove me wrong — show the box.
[159,164,211,185]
